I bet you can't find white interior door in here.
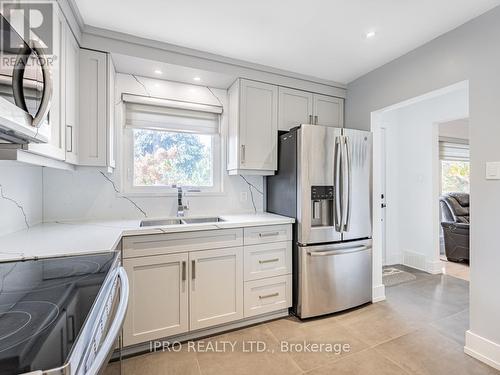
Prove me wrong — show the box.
[380,127,387,265]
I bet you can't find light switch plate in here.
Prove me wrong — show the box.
[486,162,500,180]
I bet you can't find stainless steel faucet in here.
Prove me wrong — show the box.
[175,186,188,217]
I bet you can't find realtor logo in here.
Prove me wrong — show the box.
[1,1,53,54]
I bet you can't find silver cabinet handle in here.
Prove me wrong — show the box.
[259,292,279,299]
[314,115,318,125]
[259,258,279,264]
[241,144,246,164]
[309,115,313,124]
[181,261,186,281]
[259,231,279,238]
[67,315,76,343]
[66,125,73,152]
[191,260,196,280]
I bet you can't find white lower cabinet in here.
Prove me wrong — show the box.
[244,242,292,281]
[123,253,189,346]
[189,247,243,330]
[122,225,292,347]
[244,275,292,318]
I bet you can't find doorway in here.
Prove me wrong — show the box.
[371,81,470,296]
[438,118,470,280]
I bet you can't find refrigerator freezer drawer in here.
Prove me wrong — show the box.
[297,240,372,319]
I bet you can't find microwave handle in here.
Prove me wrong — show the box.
[12,40,53,129]
[31,42,53,128]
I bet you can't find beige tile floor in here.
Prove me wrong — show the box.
[441,259,470,281]
[105,267,496,375]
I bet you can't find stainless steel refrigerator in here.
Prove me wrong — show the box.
[266,124,372,319]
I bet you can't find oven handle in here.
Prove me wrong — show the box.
[86,267,129,375]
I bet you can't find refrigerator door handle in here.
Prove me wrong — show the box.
[342,136,351,232]
[307,245,369,257]
[334,136,342,232]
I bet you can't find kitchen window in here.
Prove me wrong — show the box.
[122,95,222,194]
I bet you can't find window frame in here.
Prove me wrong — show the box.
[122,123,223,197]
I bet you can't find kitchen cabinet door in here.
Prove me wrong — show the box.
[227,79,278,175]
[189,247,243,330]
[278,87,313,131]
[64,24,79,164]
[78,48,107,166]
[106,54,116,169]
[123,253,189,346]
[313,94,344,127]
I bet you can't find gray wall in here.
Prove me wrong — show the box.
[346,6,500,348]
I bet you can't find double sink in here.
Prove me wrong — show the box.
[140,217,225,227]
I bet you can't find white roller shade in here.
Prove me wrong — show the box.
[123,94,221,135]
[439,141,469,161]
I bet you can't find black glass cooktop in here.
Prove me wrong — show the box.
[0,252,118,375]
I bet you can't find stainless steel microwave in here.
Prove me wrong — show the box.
[0,14,52,143]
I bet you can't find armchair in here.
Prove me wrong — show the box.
[439,193,470,262]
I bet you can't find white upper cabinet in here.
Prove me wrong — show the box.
[278,88,344,131]
[78,49,115,168]
[64,25,79,164]
[312,93,344,127]
[227,78,278,175]
[278,87,313,131]
[107,55,116,169]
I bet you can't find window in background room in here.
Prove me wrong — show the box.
[123,96,222,194]
[439,141,470,194]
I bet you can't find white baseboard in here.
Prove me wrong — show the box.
[372,284,386,303]
[426,259,443,275]
[465,330,500,370]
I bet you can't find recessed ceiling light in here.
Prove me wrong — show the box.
[154,69,162,75]
[366,31,376,39]
[193,76,201,82]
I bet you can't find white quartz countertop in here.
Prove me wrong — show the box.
[0,213,294,262]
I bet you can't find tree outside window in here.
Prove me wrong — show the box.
[133,129,213,188]
[441,160,470,194]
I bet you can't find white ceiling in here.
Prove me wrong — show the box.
[75,0,500,84]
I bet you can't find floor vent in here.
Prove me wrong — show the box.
[403,251,427,271]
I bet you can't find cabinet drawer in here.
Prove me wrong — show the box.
[244,242,292,281]
[244,225,291,245]
[244,275,292,317]
[123,229,243,259]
